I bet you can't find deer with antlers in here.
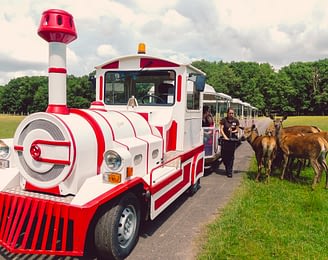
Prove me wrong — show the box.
[272,115,328,189]
[244,124,277,182]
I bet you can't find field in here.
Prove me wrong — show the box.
[2,115,328,258]
[197,116,328,259]
[0,114,25,138]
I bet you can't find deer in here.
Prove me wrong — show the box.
[269,115,322,176]
[243,124,277,182]
[272,115,328,189]
[265,120,321,137]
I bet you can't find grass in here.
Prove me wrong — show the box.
[0,114,25,138]
[2,114,328,258]
[197,116,328,260]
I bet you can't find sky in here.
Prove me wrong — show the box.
[1,0,328,85]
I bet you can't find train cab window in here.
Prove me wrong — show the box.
[104,70,176,106]
[157,83,175,104]
[104,82,125,104]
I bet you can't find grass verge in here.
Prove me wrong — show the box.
[0,114,25,138]
[197,116,328,259]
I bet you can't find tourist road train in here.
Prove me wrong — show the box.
[0,9,257,260]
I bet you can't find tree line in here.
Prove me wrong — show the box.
[0,75,95,115]
[1,59,328,115]
[192,59,328,116]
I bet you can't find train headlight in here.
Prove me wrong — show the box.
[103,148,132,184]
[0,141,10,159]
[0,140,11,169]
[104,150,122,171]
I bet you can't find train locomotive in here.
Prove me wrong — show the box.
[0,9,206,259]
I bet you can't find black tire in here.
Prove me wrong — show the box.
[188,178,201,196]
[95,193,141,260]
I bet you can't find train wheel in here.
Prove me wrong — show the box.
[95,193,140,260]
[188,178,201,196]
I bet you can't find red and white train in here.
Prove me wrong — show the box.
[0,9,207,260]
[0,9,257,259]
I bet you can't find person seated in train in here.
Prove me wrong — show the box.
[202,105,214,156]
[202,105,214,127]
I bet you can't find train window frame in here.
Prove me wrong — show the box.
[104,70,176,106]
[186,80,200,110]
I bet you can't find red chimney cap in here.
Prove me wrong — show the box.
[38,9,77,44]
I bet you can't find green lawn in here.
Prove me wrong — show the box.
[0,114,25,138]
[197,116,328,259]
[2,114,328,258]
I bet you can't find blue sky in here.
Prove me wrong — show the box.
[1,0,328,85]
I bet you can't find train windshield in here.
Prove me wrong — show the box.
[104,70,176,106]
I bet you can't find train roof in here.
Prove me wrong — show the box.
[95,54,206,75]
[203,84,232,100]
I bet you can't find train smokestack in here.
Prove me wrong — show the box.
[38,9,77,114]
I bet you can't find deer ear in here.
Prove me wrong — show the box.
[269,114,274,120]
[251,124,256,130]
[283,114,288,120]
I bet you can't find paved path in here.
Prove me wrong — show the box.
[126,117,271,260]
[0,118,272,260]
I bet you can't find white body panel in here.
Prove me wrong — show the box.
[48,42,67,106]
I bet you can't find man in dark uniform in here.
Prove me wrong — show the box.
[219,107,240,177]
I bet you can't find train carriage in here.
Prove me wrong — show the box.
[0,9,207,260]
[0,9,259,260]
[202,84,231,170]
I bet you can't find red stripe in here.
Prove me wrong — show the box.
[11,198,31,247]
[48,67,67,73]
[52,205,61,250]
[30,140,71,165]
[177,75,182,102]
[31,200,45,249]
[140,58,179,68]
[92,110,129,150]
[196,157,204,177]
[137,112,149,121]
[70,109,105,174]
[21,199,38,248]
[149,145,203,194]
[151,169,182,194]
[46,104,69,114]
[155,163,191,209]
[41,204,53,249]
[166,120,177,151]
[25,182,61,195]
[101,60,119,69]
[14,145,24,151]
[99,76,103,100]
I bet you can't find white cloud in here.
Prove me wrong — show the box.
[1,0,328,85]
[96,44,119,58]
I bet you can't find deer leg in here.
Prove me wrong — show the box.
[319,155,328,189]
[310,159,320,190]
[287,157,293,178]
[280,154,289,180]
[295,159,303,178]
[287,158,296,181]
[317,163,323,183]
[256,156,262,182]
[323,159,328,189]
[265,158,272,183]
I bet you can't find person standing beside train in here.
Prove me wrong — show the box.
[219,107,240,178]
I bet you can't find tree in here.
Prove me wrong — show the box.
[67,75,95,108]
